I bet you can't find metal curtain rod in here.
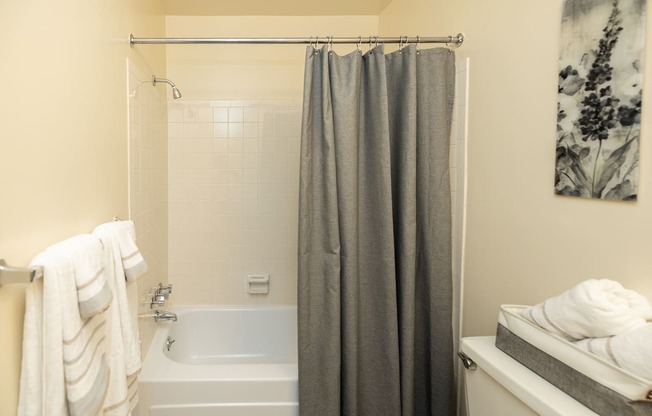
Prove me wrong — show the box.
[129,33,464,47]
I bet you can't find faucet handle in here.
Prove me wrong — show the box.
[150,294,167,309]
[145,283,173,308]
[156,283,173,296]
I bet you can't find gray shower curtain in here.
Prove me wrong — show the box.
[298,44,455,416]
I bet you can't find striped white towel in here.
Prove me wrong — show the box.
[19,235,110,416]
[94,221,144,414]
[72,236,112,319]
[575,323,652,381]
[62,236,111,415]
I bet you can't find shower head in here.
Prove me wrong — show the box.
[171,85,182,99]
[152,76,182,99]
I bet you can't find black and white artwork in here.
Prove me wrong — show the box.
[555,0,646,201]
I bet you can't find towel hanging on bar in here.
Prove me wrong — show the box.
[0,216,129,287]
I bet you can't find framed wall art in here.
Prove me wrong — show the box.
[555,0,646,201]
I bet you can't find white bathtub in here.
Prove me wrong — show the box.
[138,305,298,416]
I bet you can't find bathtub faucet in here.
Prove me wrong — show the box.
[153,310,178,322]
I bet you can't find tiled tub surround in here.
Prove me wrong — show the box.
[128,60,169,352]
[168,100,301,305]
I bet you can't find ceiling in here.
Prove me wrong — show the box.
[162,0,393,16]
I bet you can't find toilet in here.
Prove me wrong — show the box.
[459,336,598,416]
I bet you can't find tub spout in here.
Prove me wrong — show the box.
[154,310,178,322]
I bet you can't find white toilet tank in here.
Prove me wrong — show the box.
[460,337,598,416]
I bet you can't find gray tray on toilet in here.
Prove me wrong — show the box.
[496,305,652,416]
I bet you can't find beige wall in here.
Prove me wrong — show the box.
[380,0,652,336]
[0,0,166,412]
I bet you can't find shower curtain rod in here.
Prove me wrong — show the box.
[129,33,464,47]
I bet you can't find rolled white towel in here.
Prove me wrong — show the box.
[521,279,652,340]
[575,323,652,381]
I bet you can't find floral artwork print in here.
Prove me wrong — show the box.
[556,0,646,200]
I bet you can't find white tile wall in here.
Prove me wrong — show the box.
[128,60,169,353]
[168,99,301,305]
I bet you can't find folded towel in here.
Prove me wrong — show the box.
[19,235,110,416]
[575,323,652,381]
[521,279,652,340]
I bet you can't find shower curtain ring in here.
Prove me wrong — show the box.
[416,35,421,54]
[357,36,362,54]
[328,36,333,55]
[315,36,320,54]
[399,35,407,53]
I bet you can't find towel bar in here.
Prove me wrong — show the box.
[1,215,126,287]
[0,259,43,286]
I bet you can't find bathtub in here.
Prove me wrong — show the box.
[138,305,298,416]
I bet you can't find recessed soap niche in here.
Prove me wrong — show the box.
[247,274,270,294]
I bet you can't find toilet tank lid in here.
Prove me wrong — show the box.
[460,337,597,416]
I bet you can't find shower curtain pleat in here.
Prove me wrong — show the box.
[298,44,455,416]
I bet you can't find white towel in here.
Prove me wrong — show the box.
[94,221,143,414]
[18,270,47,416]
[521,279,652,340]
[74,237,112,319]
[61,236,111,416]
[18,235,110,416]
[110,220,147,281]
[575,323,652,381]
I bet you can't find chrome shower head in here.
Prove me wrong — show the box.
[152,76,182,99]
